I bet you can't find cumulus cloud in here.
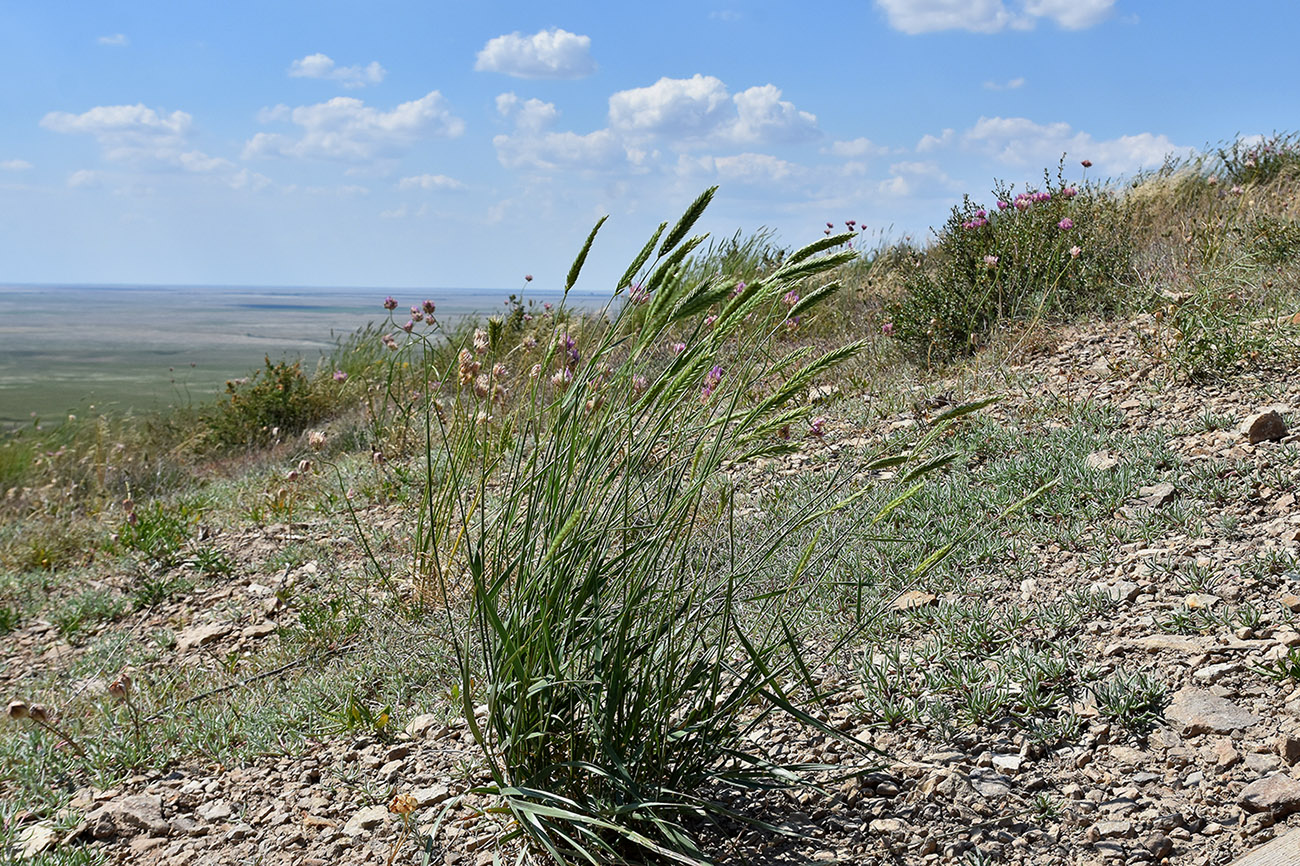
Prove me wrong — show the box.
[98,33,129,47]
[916,128,955,152]
[399,173,465,191]
[1,159,32,171]
[875,0,1114,34]
[962,116,1189,173]
[475,28,596,79]
[289,53,386,88]
[494,128,626,171]
[244,92,465,163]
[680,152,800,185]
[607,75,818,146]
[877,160,963,197]
[496,92,560,133]
[40,103,234,175]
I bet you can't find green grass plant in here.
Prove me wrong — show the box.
[372,189,968,864]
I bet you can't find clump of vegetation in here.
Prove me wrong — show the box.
[364,188,969,864]
[204,356,336,449]
[888,163,1134,362]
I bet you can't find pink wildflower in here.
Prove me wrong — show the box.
[983,255,999,267]
[383,296,398,311]
[1081,159,1092,168]
[881,322,894,336]
[525,274,533,282]
[672,341,687,355]
[333,370,348,382]
[1057,218,1074,230]
[782,291,800,307]
[809,417,826,437]
[1069,245,1082,258]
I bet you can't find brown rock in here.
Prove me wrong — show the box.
[1240,773,1300,817]
[1243,410,1288,444]
[1165,687,1262,736]
[891,590,938,612]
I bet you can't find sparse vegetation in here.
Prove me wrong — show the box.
[2,136,1299,865]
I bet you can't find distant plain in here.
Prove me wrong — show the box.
[0,284,596,426]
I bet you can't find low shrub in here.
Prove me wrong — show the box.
[205,356,334,449]
[889,165,1134,362]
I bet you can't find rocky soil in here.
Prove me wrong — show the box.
[6,314,1299,866]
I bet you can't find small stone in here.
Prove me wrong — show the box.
[16,822,57,858]
[1240,773,1300,817]
[176,622,232,652]
[1184,593,1220,610]
[197,801,232,822]
[1165,687,1262,736]
[1139,482,1178,507]
[891,590,938,612]
[83,794,169,838]
[992,754,1023,775]
[1281,596,1300,614]
[1243,410,1288,444]
[404,713,442,738]
[1086,451,1120,471]
[1143,833,1174,859]
[1211,737,1241,770]
[342,805,390,837]
[1279,733,1300,766]
[1091,580,1140,603]
[1094,820,1134,839]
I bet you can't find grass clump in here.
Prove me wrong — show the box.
[375,189,960,864]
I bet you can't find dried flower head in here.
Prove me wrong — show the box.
[108,673,133,701]
[27,704,49,723]
[7,699,29,720]
[389,793,418,816]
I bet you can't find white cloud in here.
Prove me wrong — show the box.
[67,169,101,188]
[493,129,626,171]
[475,28,595,80]
[682,152,800,185]
[730,85,819,144]
[826,137,888,157]
[607,75,819,146]
[98,33,129,47]
[875,0,1114,34]
[1022,0,1115,29]
[1,159,32,171]
[399,173,465,191]
[40,103,231,173]
[244,92,465,163]
[983,77,1026,90]
[289,53,386,88]
[495,92,560,133]
[962,116,1189,173]
[609,75,732,138]
[917,128,955,152]
[877,160,963,197]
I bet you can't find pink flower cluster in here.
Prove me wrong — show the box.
[701,365,723,402]
[961,209,989,230]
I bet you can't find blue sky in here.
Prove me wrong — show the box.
[2,0,1297,291]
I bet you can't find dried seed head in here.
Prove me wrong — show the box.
[7,700,29,720]
[108,673,132,701]
[27,703,49,723]
[388,793,418,816]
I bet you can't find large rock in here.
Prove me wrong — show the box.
[1239,773,1300,817]
[1164,687,1261,736]
[84,794,168,838]
[1242,410,1288,444]
[342,805,390,837]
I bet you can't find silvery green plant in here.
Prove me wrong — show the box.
[378,189,968,864]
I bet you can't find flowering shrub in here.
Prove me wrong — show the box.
[205,356,333,449]
[1218,132,1300,187]
[889,165,1133,361]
